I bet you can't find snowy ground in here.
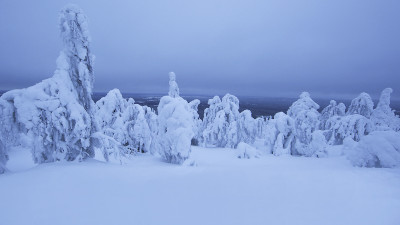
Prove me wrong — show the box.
[1,147,400,225]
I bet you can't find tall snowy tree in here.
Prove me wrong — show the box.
[287,92,320,156]
[0,4,95,163]
[371,88,400,131]
[347,92,374,118]
[155,72,194,164]
[237,110,256,145]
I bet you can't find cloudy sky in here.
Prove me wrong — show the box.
[0,0,399,99]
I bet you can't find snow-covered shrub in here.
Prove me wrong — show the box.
[271,112,295,156]
[155,72,194,164]
[347,92,374,118]
[309,130,328,157]
[201,94,241,148]
[0,140,8,174]
[254,116,271,139]
[319,100,346,130]
[324,114,373,145]
[347,131,400,168]
[236,142,261,159]
[237,110,256,145]
[287,92,320,156]
[93,89,152,162]
[189,99,202,145]
[0,5,95,163]
[371,88,400,131]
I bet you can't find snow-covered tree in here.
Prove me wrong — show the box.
[0,140,7,174]
[155,72,194,164]
[201,94,241,148]
[319,100,346,130]
[371,88,400,131]
[347,131,400,168]
[271,112,295,156]
[324,114,373,145]
[93,89,153,162]
[0,4,95,163]
[189,99,202,145]
[59,5,94,112]
[347,92,374,118]
[287,92,320,156]
[237,110,256,145]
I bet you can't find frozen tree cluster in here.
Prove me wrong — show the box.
[1,4,400,174]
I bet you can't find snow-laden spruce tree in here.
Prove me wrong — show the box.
[93,89,152,162]
[237,110,256,145]
[0,4,95,163]
[201,94,241,148]
[319,100,346,130]
[287,92,320,156]
[371,88,400,131]
[0,140,7,174]
[155,72,194,164]
[188,99,202,145]
[324,114,373,145]
[347,92,374,118]
[270,112,295,156]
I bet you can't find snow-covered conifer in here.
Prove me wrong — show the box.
[0,5,95,163]
[155,72,194,164]
[201,94,241,148]
[237,110,256,145]
[324,114,373,145]
[287,92,320,156]
[271,112,295,156]
[319,100,346,130]
[0,140,7,174]
[371,88,400,131]
[59,5,94,111]
[347,92,374,118]
[189,99,202,145]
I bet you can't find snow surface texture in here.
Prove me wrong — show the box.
[1,146,400,225]
[153,73,195,164]
[0,5,95,165]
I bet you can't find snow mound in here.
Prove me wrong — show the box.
[347,131,400,168]
[236,142,261,159]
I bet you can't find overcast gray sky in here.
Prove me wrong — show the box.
[0,0,399,100]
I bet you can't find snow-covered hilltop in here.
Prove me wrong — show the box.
[1,5,400,174]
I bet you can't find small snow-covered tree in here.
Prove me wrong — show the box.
[0,140,8,174]
[201,94,241,148]
[347,92,374,118]
[237,110,256,145]
[93,89,153,162]
[371,88,400,131]
[271,112,295,156]
[189,99,202,145]
[0,4,95,163]
[155,72,194,164]
[287,92,320,156]
[319,100,346,130]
